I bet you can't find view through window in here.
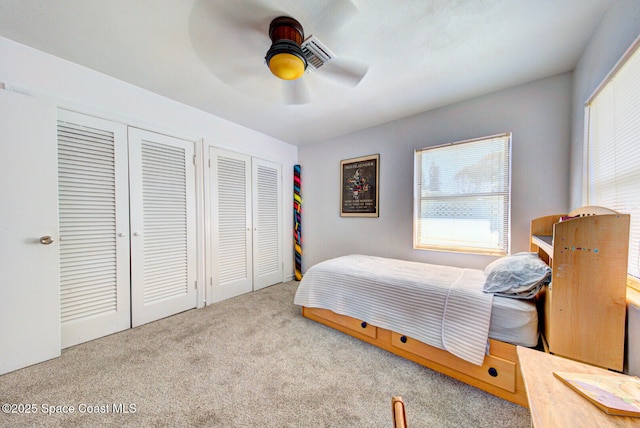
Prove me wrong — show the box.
[414,133,511,255]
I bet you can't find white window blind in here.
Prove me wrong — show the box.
[586,37,640,280]
[414,133,511,255]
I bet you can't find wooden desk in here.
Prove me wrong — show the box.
[517,346,640,427]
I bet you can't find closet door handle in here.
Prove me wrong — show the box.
[39,236,54,245]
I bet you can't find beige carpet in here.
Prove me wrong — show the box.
[0,281,530,427]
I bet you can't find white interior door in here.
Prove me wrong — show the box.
[208,147,253,303]
[129,128,197,327]
[0,89,60,374]
[57,110,131,348]
[252,158,283,290]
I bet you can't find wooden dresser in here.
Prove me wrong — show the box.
[530,211,630,371]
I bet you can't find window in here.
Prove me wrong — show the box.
[585,36,640,282]
[414,133,511,255]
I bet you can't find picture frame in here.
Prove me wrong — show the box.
[340,153,379,217]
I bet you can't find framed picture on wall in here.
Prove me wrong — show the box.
[340,153,379,217]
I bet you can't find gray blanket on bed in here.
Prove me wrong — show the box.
[293,254,494,365]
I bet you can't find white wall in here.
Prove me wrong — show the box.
[570,0,640,209]
[0,37,299,291]
[0,38,296,163]
[298,73,572,271]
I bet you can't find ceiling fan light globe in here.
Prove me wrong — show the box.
[268,53,305,80]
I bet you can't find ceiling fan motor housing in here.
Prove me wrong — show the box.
[266,16,307,80]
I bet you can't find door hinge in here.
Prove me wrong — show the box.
[194,280,197,290]
[193,154,197,165]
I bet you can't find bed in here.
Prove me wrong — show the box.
[294,254,550,407]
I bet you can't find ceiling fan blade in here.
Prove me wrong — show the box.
[189,0,287,76]
[317,57,369,87]
[216,62,265,88]
[282,79,311,105]
[192,0,276,36]
[312,0,358,35]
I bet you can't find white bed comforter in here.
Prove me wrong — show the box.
[293,254,494,366]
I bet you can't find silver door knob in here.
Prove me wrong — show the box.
[40,236,54,245]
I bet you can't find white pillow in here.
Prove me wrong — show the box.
[483,252,551,297]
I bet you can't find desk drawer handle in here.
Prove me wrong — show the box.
[400,335,407,343]
[488,367,498,377]
[360,321,367,329]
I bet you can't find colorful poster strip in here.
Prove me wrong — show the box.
[294,165,302,280]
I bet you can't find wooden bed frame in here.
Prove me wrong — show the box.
[301,306,529,408]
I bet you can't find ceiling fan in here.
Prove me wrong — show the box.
[189,0,369,105]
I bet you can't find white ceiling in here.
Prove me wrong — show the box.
[0,0,611,146]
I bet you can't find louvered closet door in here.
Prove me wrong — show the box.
[252,158,283,290]
[209,148,253,303]
[57,110,131,348]
[129,128,197,327]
